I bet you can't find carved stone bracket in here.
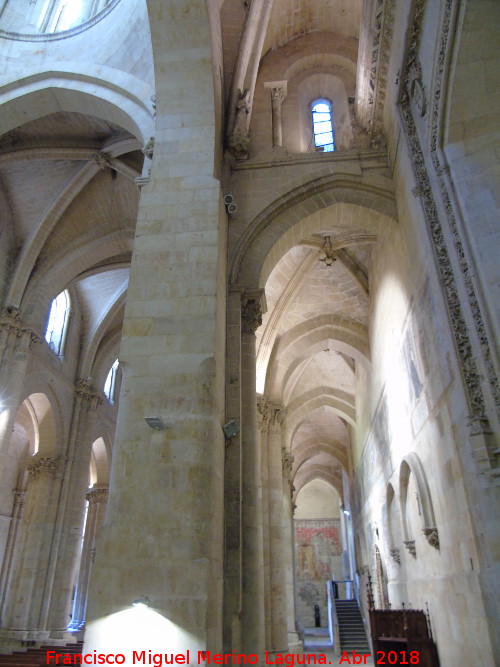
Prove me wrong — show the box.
[228,89,251,159]
[141,137,154,160]
[389,547,401,565]
[423,526,439,550]
[27,456,61,480]
[282,449,294,480]
[403,540,416,558]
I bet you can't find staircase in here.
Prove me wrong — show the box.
[0,641,83,667]
[336,599,370,654]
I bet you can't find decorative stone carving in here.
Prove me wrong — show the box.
[241,298,262,335]
[423,527,439,550]
[27,456,60,480]
[318,236,337,267]
[142,137,155,159]
[399,0,499,453]
[228,89,251,159]
[358,0,396,139]
[86,487,108,505]
[0,305,41,352]
[403,540,416,558]
[256,396,272,427]
[151,95,156,116]
[282,450,294,479]
[389,548,401,565]
[93,152,111,170]
[75,377,103,409]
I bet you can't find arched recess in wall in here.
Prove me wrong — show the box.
[386,483,404,565]
[399,454,440,556]
[230,173,396,288]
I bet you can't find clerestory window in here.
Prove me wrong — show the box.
[45,290,70,357]
[312,99,335,152]
[104,359,119,404]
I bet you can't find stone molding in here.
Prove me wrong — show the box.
[399,0,499,444]
[26,456,61,480]
[358,0,396,139]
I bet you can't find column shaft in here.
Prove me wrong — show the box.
[241,296,265,656]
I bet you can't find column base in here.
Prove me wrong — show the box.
[287,632,303,652]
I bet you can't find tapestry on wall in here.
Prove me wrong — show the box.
[295,519,341,581]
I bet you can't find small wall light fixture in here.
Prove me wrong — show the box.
[132,595,149,607]
[222,420,239,439]
[144,416,168,431]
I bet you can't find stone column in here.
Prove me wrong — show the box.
[267,403,289,653]
[0,307,39,459]
[257,397,271,650]
[84,2,227,658]
[223,288,244,652]
[264,82,287,147]
[241,293,265,657]
[0,490,25,618]
[0,456,62,642]
[282,450,302,651]
[45,379,102,637]
[69,486,108,633]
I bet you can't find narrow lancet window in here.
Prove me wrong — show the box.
[312,99,335,152]
[104,359,119,404]
[45,290,70,357]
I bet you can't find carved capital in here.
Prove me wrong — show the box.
[86,486,109,505]
[27,456,61,480]
[271,86,286,105]
[257,396,272,427]
[403,540,416,558]
[389,547,401,565]
[0,305,40,352]
[423,527,439,550]
[75,378,103,409]
[241,299,262,335]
